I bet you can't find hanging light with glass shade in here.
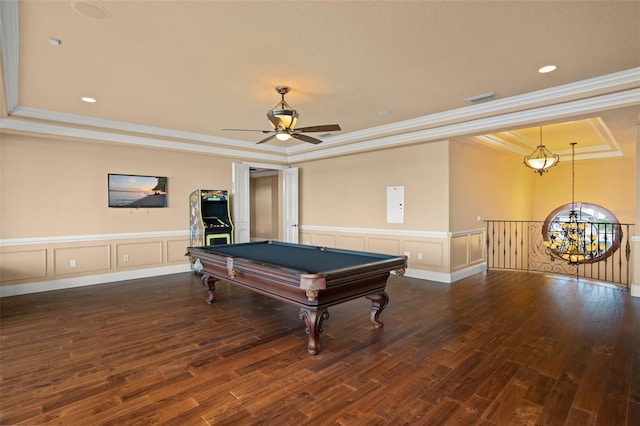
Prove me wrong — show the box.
[523,126,560,176]
[267,86,299,141]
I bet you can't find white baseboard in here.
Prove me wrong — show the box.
[402,263,486,284]
[1,262,489,297]
[451,263,487,282]
[0,264,192,297]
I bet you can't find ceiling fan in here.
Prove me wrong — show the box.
[222,86,341,144]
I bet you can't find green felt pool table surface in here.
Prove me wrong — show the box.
[195,240,401,274]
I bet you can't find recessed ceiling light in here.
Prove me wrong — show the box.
[81,97,97,103]
[538,65,557,74]
[377,109,392,116]
[48,37,61,46]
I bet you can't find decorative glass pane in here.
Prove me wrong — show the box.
[542,203,621,264]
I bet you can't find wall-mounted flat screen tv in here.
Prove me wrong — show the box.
[108,174,168,208]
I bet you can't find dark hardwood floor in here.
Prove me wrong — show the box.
[1,270,638,425]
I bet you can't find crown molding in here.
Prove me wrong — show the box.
[474,116,623,159]
[0,118,290,163]
[3,87,636,164]
[286,67,640,154]
[288,88,639,163]
[10,106,288,155]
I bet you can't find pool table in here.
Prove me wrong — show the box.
[186,241,407,355]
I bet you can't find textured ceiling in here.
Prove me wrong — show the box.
[1,0,639,162]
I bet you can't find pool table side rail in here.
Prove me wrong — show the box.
[186,247,407,308]
[186,246,406,287]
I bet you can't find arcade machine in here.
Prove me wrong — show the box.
[189,189,234,248]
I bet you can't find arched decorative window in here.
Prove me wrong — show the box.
[542,203,622,264]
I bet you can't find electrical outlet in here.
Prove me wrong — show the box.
[70,259,76,268]
[123,255,129,262]
[404,251,410,259]
[418,252,423,260]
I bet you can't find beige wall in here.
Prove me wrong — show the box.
[450,141,636,225]
[2,130,636,291]
[529,156,636,225]
[1,133,238,238]
[294,141,478,280]
[449,141,535,231]
[250,174,279,240]
[449,142,636,278]
[295,141,450,231]
[0,132,245,289]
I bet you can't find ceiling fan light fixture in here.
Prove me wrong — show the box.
[222,85,340,145]
[267,106,298,129]
[267,85,299,129]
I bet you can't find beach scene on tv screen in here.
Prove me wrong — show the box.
[109,175,167,208]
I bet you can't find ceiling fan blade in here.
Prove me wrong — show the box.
[294,124,341,133]
[222,128,273,134]
[291,133,323,144]
[256,134,278,144]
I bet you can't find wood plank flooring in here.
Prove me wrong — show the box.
[1,270,638,425]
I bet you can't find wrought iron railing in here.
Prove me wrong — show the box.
[485,220,634,288]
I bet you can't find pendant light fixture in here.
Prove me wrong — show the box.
[543,142,606,264]
[523,126,560,176]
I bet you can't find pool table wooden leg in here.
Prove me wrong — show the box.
[201,274,217,304]
[366,291,389,328]
[299,308,329,355]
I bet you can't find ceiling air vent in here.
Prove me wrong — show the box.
[464,92,500,104]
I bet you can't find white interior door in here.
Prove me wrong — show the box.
[283,167,299,243]
[232,162,250,243]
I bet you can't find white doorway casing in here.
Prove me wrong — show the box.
[232,163,251,243]
[283,167,299,243]
[233,163,299,244]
